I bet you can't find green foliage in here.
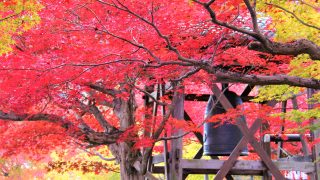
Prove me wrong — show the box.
[253,54,319,103]
[308,91,320,104]
[0,0,42,55]
[253,85,302,102]
[278,109,320,123]
[289,54,320,79]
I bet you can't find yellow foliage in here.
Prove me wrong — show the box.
[257,0,320,45]
[0,0,43,55]
[289,54,320,79]
[254,54,319,102]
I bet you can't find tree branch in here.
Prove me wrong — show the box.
[87,83,119,97]
[248,39,320,60]
[266,2,320,31]
[0,110,121,145]
[195,0,320,60]
[172,67,201,82]
[0,110,68,124]
[0,12,22,22]
[209,68,320,89]
[87,104,118,133]
[131,85,168,106]
[244,0,260,33]
[96,0,201,65]
[82,148,116,161]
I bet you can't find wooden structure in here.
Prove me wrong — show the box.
[144,83,319,180]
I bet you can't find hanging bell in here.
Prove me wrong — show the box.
[203,87,248,156]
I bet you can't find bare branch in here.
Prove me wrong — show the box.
[243,0,260,33]
[266,2,320,31]
[0,110,67,124]
[172,67,201,82]
[82,148,116,161]
[209,68,320,89]
[87,104,118,133]
[0,12,22,22]
[194,1,260,39]
[87,83,119,97]
[145,61,194,68]
[248,39,320,60]
[132,85,168,106]
[206,0,216,6]
[0,110,121,145]
[96,0,201,65]
[80,3,161,63]
[195,0,320,60]
[299,0,320,10]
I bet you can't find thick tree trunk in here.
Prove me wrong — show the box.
[113,90,144,180]
[119,142,144,180]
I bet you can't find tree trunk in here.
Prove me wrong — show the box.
[119,142,144,180]
[113,90,144,180]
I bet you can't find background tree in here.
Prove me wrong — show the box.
[0,0,319,179]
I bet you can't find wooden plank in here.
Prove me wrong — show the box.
[184,111,203,144]
[184,94,210,101]
[241,84,255,97]
[145,172,160,180]
[143,85,155,174]
[237,120,285,179]
[291,97,310,156]
[210,84,236,180]
[151,159,314,174]
[181,159,265,175]
[183,147,204,180]
[273,161,315,173]
[308,88,320,180]
[169,88,184,180]
[159,83,170,180]
[211,84,233,110]
[181,159,264,170]
[152,154,164,164]
[262,100,277,180]
[214,118,262,179]
[193,146,203,159]
[184,93,253,102]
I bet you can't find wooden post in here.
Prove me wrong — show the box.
[169,85,184,180]
[309,89,320,180]
[262,101,277,180]
[143,84,155,174]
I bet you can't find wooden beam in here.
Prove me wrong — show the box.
[237,120,285,179]
[214,118,261,179]
[151,159,314,175]
[184,94,210,101]
[262,100,277,180]
[273,161,315,173]
[241,85,255,97]
[308,89,320,180]
[181,159,264,175]
[184,111,203,144]
[152,154,164,164]
[169,87,184,180]
[211,84,233,110]
[145,172,160,180]
[193,146,203,159]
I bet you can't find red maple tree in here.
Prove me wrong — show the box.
[0,0,319,179]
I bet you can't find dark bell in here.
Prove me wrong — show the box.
[203,88,248,156]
